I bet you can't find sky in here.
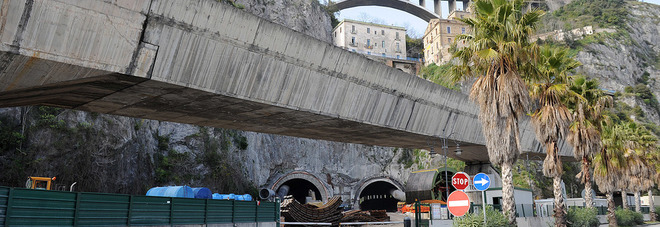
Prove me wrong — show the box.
[322,0,660,38]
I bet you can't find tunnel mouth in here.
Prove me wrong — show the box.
[278,178,322,204]
[358,181,399,212]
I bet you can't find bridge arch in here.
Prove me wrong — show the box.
[332,0,471,22]
[271,171,331,203]
[353,176,405,211]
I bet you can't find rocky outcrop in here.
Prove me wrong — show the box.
[234,0,333,43]
[573,2,660,125]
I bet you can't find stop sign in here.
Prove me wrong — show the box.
[452,172,470,190]
[448,190,471,216]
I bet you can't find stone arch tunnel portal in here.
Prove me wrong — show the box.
[358,181,402,212]
[277,178,323,204]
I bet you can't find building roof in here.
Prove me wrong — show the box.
[334,19,406,31]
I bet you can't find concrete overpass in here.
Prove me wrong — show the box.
[0,0,569,162]
[332,0,471,21]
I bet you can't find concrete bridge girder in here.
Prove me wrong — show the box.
[0,0,573,162]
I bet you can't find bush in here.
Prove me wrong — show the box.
[567,207,599,227]
[615,208,644,227]
[452,206,513,227]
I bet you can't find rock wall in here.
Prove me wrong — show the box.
[234,0,333,43]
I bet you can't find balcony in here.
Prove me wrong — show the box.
[351,30,357,34]
[349,42,358,47]
[364,45,374,49]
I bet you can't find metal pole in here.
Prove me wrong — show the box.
[443,138,449,219]
[483,191,486,226]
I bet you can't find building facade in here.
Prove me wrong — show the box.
[422,10,471,65]
[332,19,407,59]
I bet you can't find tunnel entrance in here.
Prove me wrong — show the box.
[433,170,455,202]
[358,181,399,212]
[277,178,322,204]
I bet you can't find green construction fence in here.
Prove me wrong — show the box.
[0,186,279,226]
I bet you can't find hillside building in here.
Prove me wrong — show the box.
[422,10,471,65]
[332,19,407,60]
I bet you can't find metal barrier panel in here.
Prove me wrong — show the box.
[77,192,130,226]
[172,197,206,224]
[0,187,8,226]
[257,201,277,222]
[234,200,257,223]
[207,199,234,223]
[130,195,171,225]
[6,188,76,226]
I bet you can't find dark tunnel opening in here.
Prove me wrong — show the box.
[359,181,399,212]
[278,178,322,204]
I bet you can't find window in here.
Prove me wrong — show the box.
[396,32,400,40]
[334,32,336,37]
[367,39,371,46]
[352,25,356,33]
[382,41,385,47]
[381,30,385,35]
[340,27,342,33]
[351,37,356,44]
[367,51,371,55]
[382,53,386,57]
[447,26,451,34]
[462,27,466,34]
[396,43,400,51]
[448,38,451,43]
[352,49,356,52]
[396,55,400,59]
[367,28,370,33]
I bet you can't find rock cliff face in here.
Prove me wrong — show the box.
[235,0,333,43]
[573,2,660,125]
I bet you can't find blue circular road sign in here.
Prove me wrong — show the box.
[473,173,491,191]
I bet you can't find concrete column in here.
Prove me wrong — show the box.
[448,0,456,14]
[462,0,470,12]
[419,0,426,8]
[434,0,442,18]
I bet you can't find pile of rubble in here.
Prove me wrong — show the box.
[281,196,343,225]
[341,210,390,222]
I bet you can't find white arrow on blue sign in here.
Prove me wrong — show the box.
[473,173,491,191]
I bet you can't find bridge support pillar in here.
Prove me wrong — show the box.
[447,0,456,14]
[434,0,442,18]
[419,0,426,8]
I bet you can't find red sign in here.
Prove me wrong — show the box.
[448,191,471,216]
[452,172,470,190]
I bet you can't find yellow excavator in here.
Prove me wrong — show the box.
[25,176,77,191]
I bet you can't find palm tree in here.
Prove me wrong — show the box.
[528,45,578,227]
[451,0,543,224]
[565,76,611,208]
[629,124,658,213]
[595,122,627,226]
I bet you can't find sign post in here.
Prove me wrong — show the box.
[473,173,491,226]
[447,191,470,216]
[452,172,470,191]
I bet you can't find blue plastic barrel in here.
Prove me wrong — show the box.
[146,186,194,198]
[212,193,222,199]
[235,194,252,201]
[192,187,212,199]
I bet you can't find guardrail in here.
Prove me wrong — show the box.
[0,186,278,226]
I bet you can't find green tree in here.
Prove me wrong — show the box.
[594,121,627,227]
[450,0,544,224]
[565,76,612,209]
[528,45,580,227]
